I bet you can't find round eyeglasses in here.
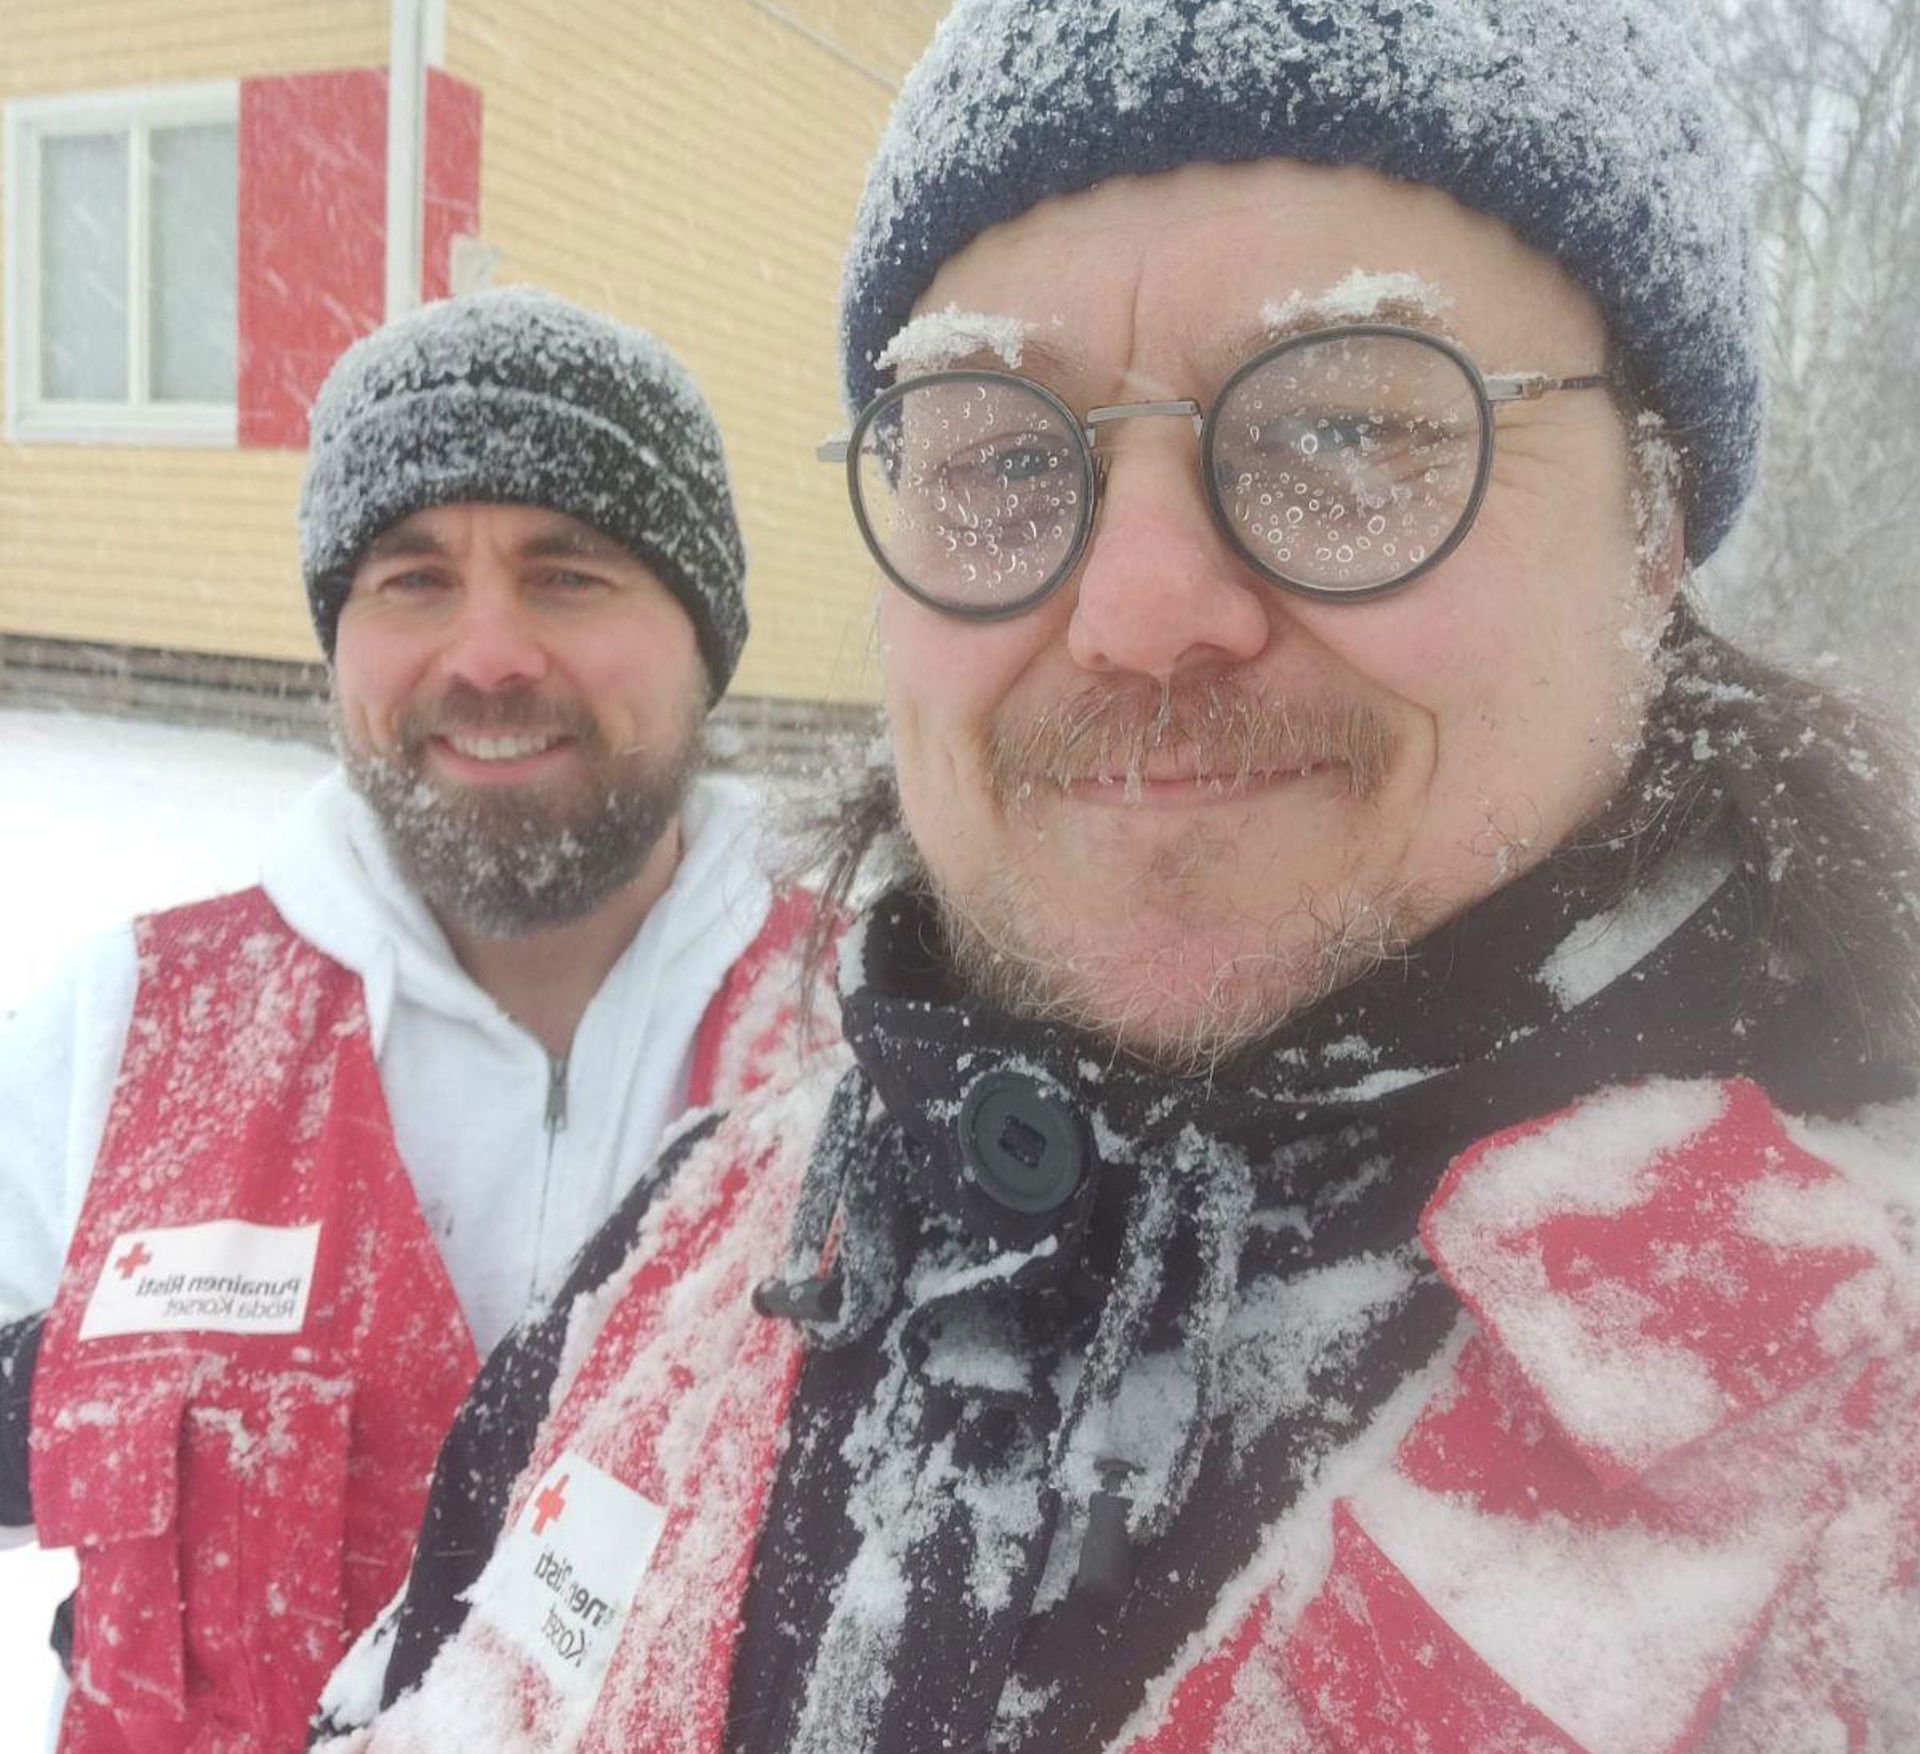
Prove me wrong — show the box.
[820,324,1617,619]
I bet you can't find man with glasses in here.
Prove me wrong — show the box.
[834,320,1613,612]
[320,4,1920,1750]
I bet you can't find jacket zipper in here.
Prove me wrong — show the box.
[530,1049,571,1298]
[544,1048,571,1135]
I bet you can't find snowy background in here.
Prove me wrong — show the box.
[1,707,332,1743]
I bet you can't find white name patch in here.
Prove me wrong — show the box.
[467,1451,668,1714]
[80,1220,322,1340]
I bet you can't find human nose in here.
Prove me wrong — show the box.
[437,575,550,692]
[1064,444,1273,678]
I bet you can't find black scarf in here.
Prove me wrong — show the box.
[726,817,1898,1754]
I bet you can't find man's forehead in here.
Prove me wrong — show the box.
[893,269,1462,391]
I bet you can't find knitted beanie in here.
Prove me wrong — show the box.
[842,0,1759,563]
[299,286,748,697]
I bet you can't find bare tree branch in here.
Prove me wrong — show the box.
[1699,0,1920,714]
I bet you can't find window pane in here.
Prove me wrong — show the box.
[150,122,237,404]
[41,132,130,402]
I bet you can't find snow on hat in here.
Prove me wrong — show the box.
[299,285,748,696]
[842,0,1760,563]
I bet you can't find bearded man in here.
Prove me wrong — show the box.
[317,6,1920,1752]
[0,287,820,1754]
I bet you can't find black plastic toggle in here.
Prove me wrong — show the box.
[751,1273,844,1324]
[1073,1456,1140,1617]
[957,1071,1087,1217]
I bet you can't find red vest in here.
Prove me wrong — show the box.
[33,884,824,1754]
[343,1076,1920,1754]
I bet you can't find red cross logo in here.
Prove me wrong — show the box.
[532,1474,570,1535]
[114,1241,154,1280]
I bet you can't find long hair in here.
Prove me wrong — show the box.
[792,596,1920,1069]
[1619,597,1920,1061]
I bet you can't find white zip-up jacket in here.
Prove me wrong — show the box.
[0,768,775,1354]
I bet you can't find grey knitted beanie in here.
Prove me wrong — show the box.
[842,0,1760,563]
[299,286,748,697]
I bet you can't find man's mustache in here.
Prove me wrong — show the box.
[394,685,600,755]
[987,677,1397,801]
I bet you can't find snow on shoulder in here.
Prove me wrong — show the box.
[1422,1077,1910,1482]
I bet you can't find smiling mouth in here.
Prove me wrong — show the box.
[436,731,570,763]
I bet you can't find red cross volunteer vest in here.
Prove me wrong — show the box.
[32,881,825,1754]
[31,890,481,1754]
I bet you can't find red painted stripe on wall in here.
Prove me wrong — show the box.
[237,67,483,449]
[237,69,387,449]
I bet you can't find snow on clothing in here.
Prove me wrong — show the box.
[0,770,781,1352]
[35,889,479,1754]
[319,820,1920,1754]
[0,767,816,1750]
[24,875,815,1754]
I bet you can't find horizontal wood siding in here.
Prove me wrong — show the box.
[0,446,310,653]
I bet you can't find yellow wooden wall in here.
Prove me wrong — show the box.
[0,0,944,699]
[0,1,389,661]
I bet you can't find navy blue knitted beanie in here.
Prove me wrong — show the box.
[842,0,1759,563]
[300,286,748,697]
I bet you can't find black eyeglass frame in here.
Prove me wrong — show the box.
[819,322,1617,620]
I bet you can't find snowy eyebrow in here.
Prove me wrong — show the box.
[876,304,1037,377]
[1257,270,1460,346]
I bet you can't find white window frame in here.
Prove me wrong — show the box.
[4,80,240,446]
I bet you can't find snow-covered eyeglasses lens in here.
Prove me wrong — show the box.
[820,324,1615,619]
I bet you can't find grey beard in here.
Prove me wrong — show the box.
[337,709,699,939]
[928,853,1420,1076]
